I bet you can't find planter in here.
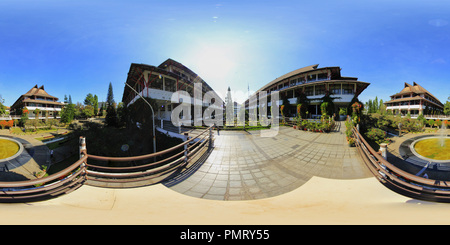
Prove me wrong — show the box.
[347,137,356,147]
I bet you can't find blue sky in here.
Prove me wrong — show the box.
[0,0,449,106]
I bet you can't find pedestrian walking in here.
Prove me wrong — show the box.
[214,123,220,135]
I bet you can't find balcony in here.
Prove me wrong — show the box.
[385,105,424,110]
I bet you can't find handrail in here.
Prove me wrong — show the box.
[0,155,87,188]
[352,126,450,202]
[86,148,186,171]
[0,155,87,202]
[0,125,214,201]
[84,125,214,187]
[86,155,186,180]
[86,126,212,162]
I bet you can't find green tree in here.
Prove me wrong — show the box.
[281,96,292,117]
[83,93,99,117]
[19,108,29,126]
[428,119,435,128]
[60,94,75,124]
[74,102,83,119]
[319,92,337,117]
[296,91,310,119]
[98,103,105,117]
[105,104,118,127]
[374,96,379,112]
[106,82,115,107]
[93,94,99,116]
[444,101,450,115]
[378,99,385,114]
[82,105,95,118]
[33,108,41,119]
[367,99,373,113]
[105,83,118,127]
[84,93,95,106]
[417,113,426,127]
[0,95,6,115]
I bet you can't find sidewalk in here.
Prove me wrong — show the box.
[166,121,372,200]
[0,129,64,180]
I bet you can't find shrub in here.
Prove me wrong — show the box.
[365,127,388,145]
[0,120,6,129]
[345,119,354,138]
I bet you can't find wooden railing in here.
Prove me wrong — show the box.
[352,126,450,203]
[0,155,87,203]
[85,126,214,187]
[0,126,214,201]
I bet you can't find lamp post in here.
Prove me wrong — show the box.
[125,83,157,154]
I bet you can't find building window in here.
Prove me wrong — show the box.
[186,84,193,96]
[149,74,163,90]
[342,84,354,95]
[317,73,328,81]
[330,84,341,95]
[305,86,314,96]
[297,77,306,85]
[307,74,316,82]
[135,83,142,93]
[165,77,176,92]
[315,85,325,96]
[290,78,297,86]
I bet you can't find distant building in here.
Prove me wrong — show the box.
[384,82,444,117]
[122,58,223,122]
[10,85,65,119]
[246,64,370,118]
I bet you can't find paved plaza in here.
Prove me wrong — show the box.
[1,122,373,201]
[4,124,450,225]
[164,121,372,200]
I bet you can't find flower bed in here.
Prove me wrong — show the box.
[294,118,335,133]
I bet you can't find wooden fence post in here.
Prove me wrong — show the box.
[209,126,213,150]
[79,136,86,159]
[184,133,189,164]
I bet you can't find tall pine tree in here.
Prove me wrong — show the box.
[61,94,75,124]
[105,82,118,127]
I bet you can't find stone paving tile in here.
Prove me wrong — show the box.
[165,121,373,201]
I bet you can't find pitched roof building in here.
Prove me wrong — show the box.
[246,64,370,118]
[10,85,65,119]
[122,58,223,122]
[384,82,444,116]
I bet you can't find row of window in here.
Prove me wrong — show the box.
[24,96,55,102]
[25,103,62,108]
[133,72,214,96]
[267,72,331,92]
[391,94,442,106]
[386,100,443,108]
[269,83,355,96]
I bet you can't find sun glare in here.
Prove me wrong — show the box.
[193,43,238,82]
